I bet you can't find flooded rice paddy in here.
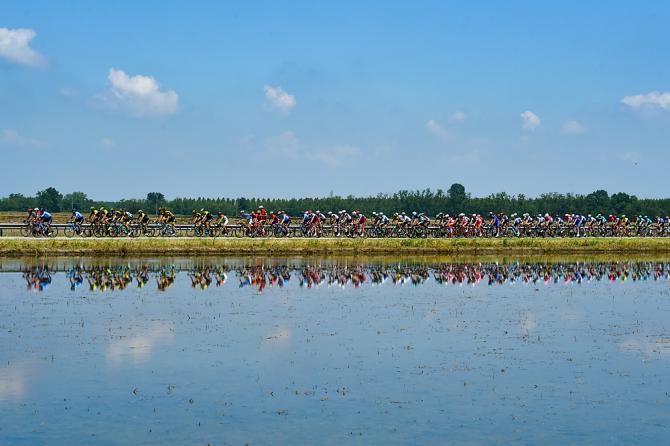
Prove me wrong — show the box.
[1,256,669,445]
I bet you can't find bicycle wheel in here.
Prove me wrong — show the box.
[64,225,76,237]
[20,225,32,237]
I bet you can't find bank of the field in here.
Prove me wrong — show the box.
[1,237,670,256]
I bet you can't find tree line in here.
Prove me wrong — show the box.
[1,185,668,217]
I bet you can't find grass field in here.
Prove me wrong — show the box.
[1,237,670,256]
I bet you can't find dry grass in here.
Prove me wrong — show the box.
[1,237,670,256]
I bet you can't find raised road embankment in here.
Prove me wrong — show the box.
[1,237,670,256]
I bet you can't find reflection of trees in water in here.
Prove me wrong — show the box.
[18,262,670,293]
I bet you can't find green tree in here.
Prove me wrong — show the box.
[585,190,610,214]
[447,183,466,213]
[146,192,166,213]
[62,191,92,212]
[36,187,63,212]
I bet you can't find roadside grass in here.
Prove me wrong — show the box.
[1,237,670,256]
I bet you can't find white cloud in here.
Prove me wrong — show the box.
[561,119,587,135]
[426,119,450,141]
[621,91,670,110]
[0,27,45,67]
[100,137,115,147]
[0,129,45,147]
[520,111,541,131]
[104,68,179,117]
[449,111,466,123]
[308,145,360,168]
[264,85,296,114]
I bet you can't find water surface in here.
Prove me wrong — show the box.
[1,257,669,445]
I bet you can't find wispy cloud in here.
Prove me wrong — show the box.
[520,111,541,131]
[0,27,45,67]
[0,129,45,147]
[59,87,77,97]
[100,137,115,148]
[618,151,640,163]
[448,111,466,123]
[265,131,300,158]
[102,68,179,117]
[308,145,360,168]
[264,131,358,167]
[426,119,450,141]
[264,85,296,114]
[561,119,587,135]
[621,91,670,110]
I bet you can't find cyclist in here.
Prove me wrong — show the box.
[400,212,412,230]
[268,211,280,235]
[239,210,253,235]
[353,211,366,236]
[88,207,100,224]
[489,212,501,237]
[35,209,53,235]
[215,212,229,234]
[257,206,268,222]
[99,207,110,225]
[135,210,150,234]
[201,209,214,231]
[71,209,85,233]
[279,211,291,234]
[122,209,133,231]
[26,208,36,223]
[328,212,340,235]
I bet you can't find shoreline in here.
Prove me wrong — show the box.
[2,237,670,256]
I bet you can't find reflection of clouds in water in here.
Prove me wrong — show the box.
[262,327,292,349]
[619,337,670,358]
[519,312,537,332]
[560,311,583,321]
[0,361,31,401]
[106,322,175,366]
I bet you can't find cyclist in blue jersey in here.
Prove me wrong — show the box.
[279,211,291,235]
[489,212,501,237]
[72,209,84,224]
[40,210,53,225]
[239,210,253,235]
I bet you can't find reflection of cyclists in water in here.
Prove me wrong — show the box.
[66,266,84,291]
[23,266,52,291]
[156,269,175,291]
[23,261,670,293]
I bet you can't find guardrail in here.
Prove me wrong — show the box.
[0,223,310,237]
[1,222,667,238]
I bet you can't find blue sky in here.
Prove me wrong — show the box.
[1,1,669,200]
